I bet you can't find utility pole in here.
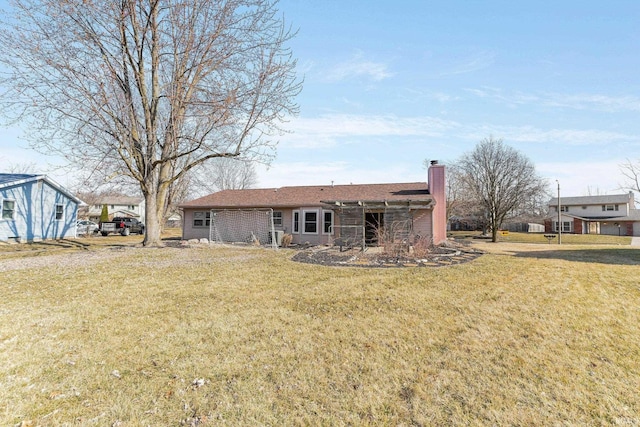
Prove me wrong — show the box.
[556,180,562,245]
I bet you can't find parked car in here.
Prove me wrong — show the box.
[100,217,145,236]
[77,220,99,235]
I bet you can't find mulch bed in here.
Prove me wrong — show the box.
[291,242,483,268]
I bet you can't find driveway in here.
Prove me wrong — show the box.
[632,237,640,247]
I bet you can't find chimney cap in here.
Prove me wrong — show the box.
[430,160,439,165]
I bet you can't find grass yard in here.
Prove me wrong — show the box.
[1,237,640,425]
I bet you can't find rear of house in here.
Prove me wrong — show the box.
[0,174,82,242]
[180,162,447,247]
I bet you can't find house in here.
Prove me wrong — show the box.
[0,174,83,242]
[180,162,446,247]
[545,192,640,236]
[81,195,145,223]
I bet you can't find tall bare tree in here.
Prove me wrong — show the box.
[456,137,548,242]
[0,0,301,246]
[620,159,640,195]
[190,157,258,196]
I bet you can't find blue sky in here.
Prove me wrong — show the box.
[2,0,639,198]
[257,0,640,197]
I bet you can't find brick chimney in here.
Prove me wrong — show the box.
[428,160,446,245]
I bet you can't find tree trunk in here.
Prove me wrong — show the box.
[143,190,163,247]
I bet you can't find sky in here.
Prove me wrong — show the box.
[2,0,640,199]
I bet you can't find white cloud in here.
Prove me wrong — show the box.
[256,161,426,188]
[324,53,393,82]
[466,87,640,112]
[437,51,496,77]
[279,114,460,148]
[465,125,637,146]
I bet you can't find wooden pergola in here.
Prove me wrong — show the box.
[322,199,434,251]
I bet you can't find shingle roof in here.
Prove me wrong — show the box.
[181,182,431,209]
[549,193,633,206]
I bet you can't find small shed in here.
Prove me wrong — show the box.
[0,174,83,242]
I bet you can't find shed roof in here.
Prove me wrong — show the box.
[0,173,40,187]
[181,182,432,209]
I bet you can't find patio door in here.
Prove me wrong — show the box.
[365,212,383,245]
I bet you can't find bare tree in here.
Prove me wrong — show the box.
[5,162,38,174]
[0,0,301,246]
[190,157,258,196]
[620,159,640,194]
[456,137,548,242]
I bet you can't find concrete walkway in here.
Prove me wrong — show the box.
[631,237,640,247]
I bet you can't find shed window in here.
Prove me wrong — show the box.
[55,204,64,220]
[193,211,211,227]
[2,200,15,220]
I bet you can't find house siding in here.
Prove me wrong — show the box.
[413,211,432,242]
[182,209,208,240]
[1,179,78,242]
[182,207,336,245]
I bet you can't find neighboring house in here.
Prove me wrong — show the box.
[82,196,145,223]
[180,162,447,246]
[545,192,640,236]
[0,174,83,242]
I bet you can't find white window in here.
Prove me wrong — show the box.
[273,211,283,227]
[603,204,619,211]
[55,204,64,221]
[560,206,568,212]
[2,200,15,220]
[292,210,300,234]
[554,221,572,232]
[303,210,318,234]
[323,210,334,234]
[193,211,211,227]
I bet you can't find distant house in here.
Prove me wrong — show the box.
[82,195,145,223]
[545,192,640,236]
[0,174,83,242]
[180,162,447,247]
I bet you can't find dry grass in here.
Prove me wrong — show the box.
[1,238,640,425]
[451,230,633,245]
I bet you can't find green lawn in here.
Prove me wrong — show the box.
[1,238,639,425]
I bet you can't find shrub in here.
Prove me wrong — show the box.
[281,233,292,247]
